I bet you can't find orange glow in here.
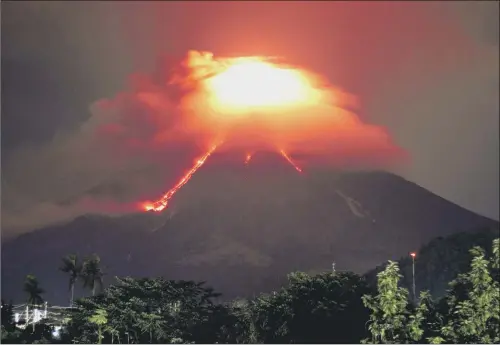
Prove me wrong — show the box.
[92,50,404,214]
[163,50,403,167]
[410,252,416,258]
[206,58,316,110]
[244,153,253,165]
[142,144,219,212]
[279,149,303,173]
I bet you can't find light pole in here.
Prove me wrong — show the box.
[410,252,416,302]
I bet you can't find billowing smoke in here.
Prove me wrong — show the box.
[2,51,405,234]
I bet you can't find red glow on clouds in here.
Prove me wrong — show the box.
[90,50,405,212]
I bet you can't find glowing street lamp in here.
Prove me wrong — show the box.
[410,252,416,302]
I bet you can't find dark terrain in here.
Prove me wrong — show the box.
[365,227,500,299]
[2,153,498,304]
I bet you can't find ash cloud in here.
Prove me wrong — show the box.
[159,51,405,166]
[1,55,201,235]
[2,51,404,236]
[2,1,498,238]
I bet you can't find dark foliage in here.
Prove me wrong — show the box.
[251,271,373,343]
[2,231,499,344]
[64,277,224,343]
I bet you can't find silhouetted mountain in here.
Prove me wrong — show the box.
[2,160,497,304]
[364,227,500,299]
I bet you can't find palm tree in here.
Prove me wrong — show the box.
[23,274,44,307]
[81,254,104,296]
[23,274,44,331]
[59,254,82,307]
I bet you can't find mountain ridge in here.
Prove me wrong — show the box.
[2,170,497,304]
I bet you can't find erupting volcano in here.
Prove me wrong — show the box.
[138,53,316,211]
[93,50,403,214]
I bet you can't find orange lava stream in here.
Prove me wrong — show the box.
[143,144,218,212]
[279,149,303,173]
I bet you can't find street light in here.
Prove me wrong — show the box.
[410,252,416,302]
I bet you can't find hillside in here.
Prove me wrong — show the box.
[364,226,500,299]
[2,166,497,305]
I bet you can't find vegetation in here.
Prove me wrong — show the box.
[81,254,104,297]
[23,275,44,308]
[364,227,499,299]
[88,309,108,344]
[250,271,372,343]
[59,254,82,307]
[362,238,499,344]
[1,299,54,344]
[1,235,498,344]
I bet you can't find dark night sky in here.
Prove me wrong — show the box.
[1,1,498,235]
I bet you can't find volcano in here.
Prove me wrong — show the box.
[1,154,497,304]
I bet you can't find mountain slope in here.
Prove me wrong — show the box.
[2,168,497,305]
[364,227,500,299]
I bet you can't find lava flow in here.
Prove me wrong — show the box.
[143,144,219,212]
[279,150,303,173]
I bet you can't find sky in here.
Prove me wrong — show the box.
[1,1,499,236]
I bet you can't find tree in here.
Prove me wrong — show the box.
[362,239,500,344]
[66,277,223,344]
[138,312,167,343]
[105,324,121,344]
[216,299,258,344]
[492,238,499,281]
[24,274,45,307]
[437,239,500,343]
[23,274,45,332]
[362,261,412,344]
[81,254,104,296]
[59,254,82,307]
[406,290,445,343]
[251,271,372,343]
[88,308,108,344]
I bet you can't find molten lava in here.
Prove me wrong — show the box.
[279,150,303,173]
[143,144,218,212]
